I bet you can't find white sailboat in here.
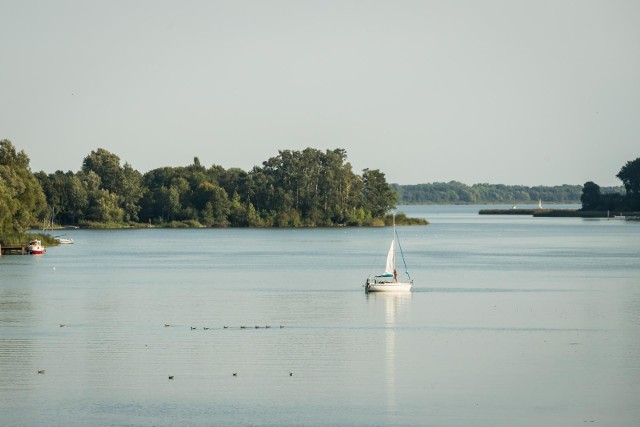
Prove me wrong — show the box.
[46,207,74,244]
[365,214,413,293]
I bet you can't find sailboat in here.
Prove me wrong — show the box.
[46,207,74,244]
[365,214,413,293]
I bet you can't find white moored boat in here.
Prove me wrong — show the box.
[365,214,413,293]
[46,207,75,245]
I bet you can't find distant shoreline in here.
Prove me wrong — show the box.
[479,208,640,219]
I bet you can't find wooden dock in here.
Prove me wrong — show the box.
[0,244,30,255]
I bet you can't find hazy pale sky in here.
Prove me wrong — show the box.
[1,0,638,186]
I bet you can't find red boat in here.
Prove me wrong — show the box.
[27,240,46,255]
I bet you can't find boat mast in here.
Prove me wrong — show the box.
[393,212,412,282]
[392,212,396,271]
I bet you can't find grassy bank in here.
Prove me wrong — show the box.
[0,232,59,247]
[63,212,429,229]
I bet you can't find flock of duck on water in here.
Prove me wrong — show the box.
[38,323,291,379]
[171,324,286,330]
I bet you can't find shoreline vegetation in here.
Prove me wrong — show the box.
[63,211,428,230]
[1,138,637,244]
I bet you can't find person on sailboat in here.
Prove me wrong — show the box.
[393,269,397,282]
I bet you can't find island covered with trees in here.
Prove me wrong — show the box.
[1,139,426,242]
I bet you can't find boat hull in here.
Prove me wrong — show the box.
[365,281,412,292]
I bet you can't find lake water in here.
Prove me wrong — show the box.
[1,205,639,426]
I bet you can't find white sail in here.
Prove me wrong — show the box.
[384,239,395,275]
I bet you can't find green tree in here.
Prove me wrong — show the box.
[229,192,247,226]
[158,186,182,221]
[81,148,143,222]
[0,140,46,237]
[35,170,89,225]
[362,168,396,218]
[120,163,143,222]
[245,202,263,227]
[192,181,230,226]
[251,148,370,226]
[82,148,125,194]
[245,166,273,214]
[616,157,640,196]
[219,168,248,202]
[580,181,601,210]
[0,168,21,236]
[616,157,640,210]
[89,189,124,223]
[139,167,178,222]
[77,170,123,223]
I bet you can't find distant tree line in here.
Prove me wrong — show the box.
[580,157,640,212]
[392,182,623,205]
[1,140,400,239]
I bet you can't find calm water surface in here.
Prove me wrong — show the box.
[1,205,639,426]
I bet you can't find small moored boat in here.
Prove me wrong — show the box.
[27,240,46,255]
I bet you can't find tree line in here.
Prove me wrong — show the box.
[392,182,623,205]
[1,140,400,239]
[4,137,635,241]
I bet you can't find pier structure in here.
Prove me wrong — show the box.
[0,244,30,255]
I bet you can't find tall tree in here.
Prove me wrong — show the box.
[192,181,230,226]
[120,163,143,222]
[35,170,89,225]
[580,181,601,210]
[616,157,640,209]
[81,148,143,222]
[616,157,640,196]
[362,168,397,218]
[81,148,125,194]
[0,140,46,237]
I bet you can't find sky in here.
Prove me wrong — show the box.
[1,1,638,186]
